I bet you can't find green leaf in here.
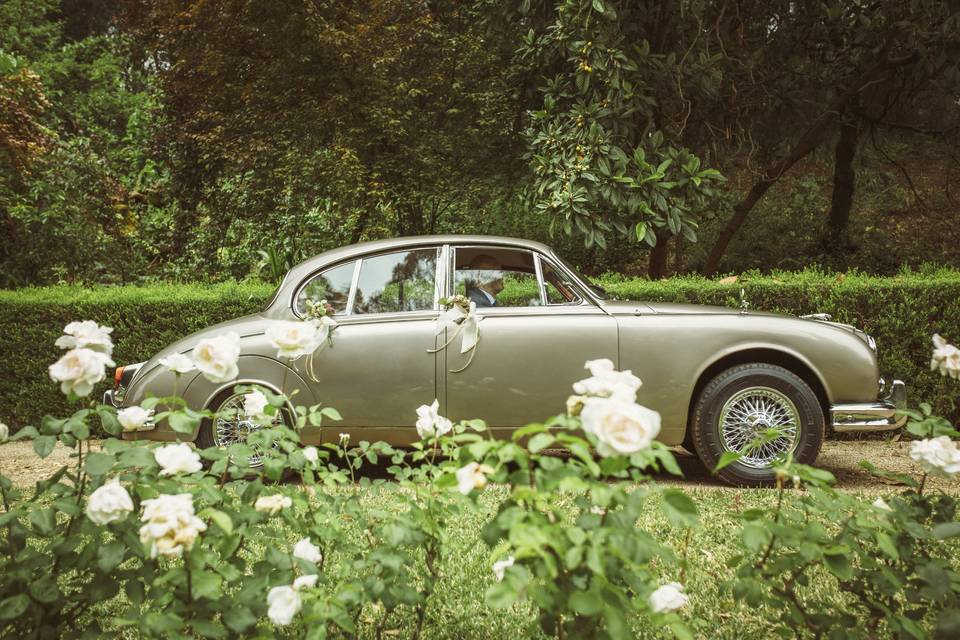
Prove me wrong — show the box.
[321,407,342,421]
[191,570,223,601]
[569,590,602,615]
[528,433,555,454]
[876,532,900,561]
[201,508,233,535]
[485,581,520,609]
[168,411,200,434]
[0,594,29,620]
[591,0,605,12]
[28,576,59,604]
[823,551,853,580]
[84,452,115,476]
[742,522,771,553]
[99,408,122,437]
[33,435,56,459]
[98,541,127,573]
[714,450,741,472]
[224,607,258,634]
[661,488,698,527]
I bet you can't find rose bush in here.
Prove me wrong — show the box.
[0,319,957,639]
[726,335,960,639]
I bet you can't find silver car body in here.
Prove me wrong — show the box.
[108,235,906,446]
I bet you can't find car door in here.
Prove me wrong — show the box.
[293,246,442,439]
[442,245,618,431]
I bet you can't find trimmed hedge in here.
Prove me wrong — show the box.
[2,270,958,431]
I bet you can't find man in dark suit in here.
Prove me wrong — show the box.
[465,254,503,307]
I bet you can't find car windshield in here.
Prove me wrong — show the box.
[555,255,607,299]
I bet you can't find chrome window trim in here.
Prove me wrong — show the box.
[346,258,363,315]
[532,253,547,306]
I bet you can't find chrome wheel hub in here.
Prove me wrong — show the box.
[718,386,800,469]
[212,393,280,467]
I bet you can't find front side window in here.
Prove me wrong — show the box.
[352,249,438,314]
[295,260,356,316]
[453,247,542,308]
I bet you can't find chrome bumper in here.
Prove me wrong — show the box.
[103,389,118,408]
[831,379,907,433]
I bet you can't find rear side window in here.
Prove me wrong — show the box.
[295,260,356,315]
[352,249,438,314]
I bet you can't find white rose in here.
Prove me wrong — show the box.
[339,433,350,444]
[572,358,642,402]
[154,442,203,476]
[909,437,960,476]
[267,585,301,626]
[159,353,196,374]
[415,399,453,439]
[293,537,322,564]
[244,390,269,417]
[0,422,7,443]
[117,406,153,432]
[580,398,661,457]
[265,321,321,360]
[55,320,114,355]
[492,556,515,582]
[255,493,293,515]
[302,446,319,464]
[456,462,494,495]
[293,574,319,590]
[872,497,892,511]
[648,582,689,613]
[931,334,960,380]
[139,493,207,558]
[49,348,115,397]
[192,332,241,383]
[86,478,134,525]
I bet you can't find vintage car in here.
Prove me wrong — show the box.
[104,235,906,485]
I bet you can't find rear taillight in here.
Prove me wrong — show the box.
[114,366,124,389]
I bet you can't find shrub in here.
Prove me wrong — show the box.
[2,269,959,432]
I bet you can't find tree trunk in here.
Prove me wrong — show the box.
[647,234,670,279]
[700,45,910,276]
[824,114,859,248]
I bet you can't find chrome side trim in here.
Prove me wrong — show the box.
[831,379,907,433]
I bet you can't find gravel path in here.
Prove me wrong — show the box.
[0,437,950,492]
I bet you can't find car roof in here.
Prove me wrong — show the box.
[285,234,556,284]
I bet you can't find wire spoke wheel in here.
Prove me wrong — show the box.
[718,386,800,469]
[212,393,281,467]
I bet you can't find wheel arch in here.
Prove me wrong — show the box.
[684,347,831,439]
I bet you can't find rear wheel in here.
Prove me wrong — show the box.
[690,363,825,486]
[196,391,285,467]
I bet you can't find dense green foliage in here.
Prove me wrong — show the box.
[3,270,958,431]
[1,1,958,284]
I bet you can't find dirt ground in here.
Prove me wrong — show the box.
[0,437,951,492]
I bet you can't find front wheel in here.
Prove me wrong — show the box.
[690,363,825,486]
[196,391,285,468]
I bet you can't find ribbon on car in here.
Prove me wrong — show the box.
[428,295,481,373]
[302,303,338,383]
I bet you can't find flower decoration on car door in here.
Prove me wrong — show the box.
[303,299,338,382]
[428,295,481,373]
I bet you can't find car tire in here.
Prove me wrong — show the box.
[690,363,825,486]
[197,390,287,468]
